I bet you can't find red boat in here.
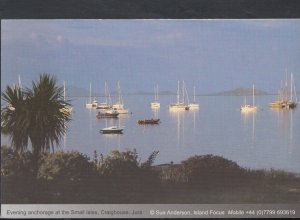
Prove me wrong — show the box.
[138,118,160,125]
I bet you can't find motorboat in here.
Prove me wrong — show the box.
[100,126,123,134]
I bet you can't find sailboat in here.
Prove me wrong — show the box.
[97,82,112,110]
[188,86,199,109]
[286,73,298,109]
[150,85,160,108]
[60,81,73,113]
[169,80,190,111]
[112,81,129,114]
[85,83,98,108]
[240,84,257,112]
[269,72,297,109]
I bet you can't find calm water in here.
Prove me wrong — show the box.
[2,95,300,173]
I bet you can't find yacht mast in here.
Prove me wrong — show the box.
[105,81,108,104]
[285,70,288,101]
[177,80,180,104]
[182,80,185,104]
[89,83,92,103]
[252,84,255,106]
[156,85,159,102]
[290,73,293,101]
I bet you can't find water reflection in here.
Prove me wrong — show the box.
[169,111,187,149]
[151,108,160,119]
[189,108,199,133]
[240,111,256,148]
[270,109,294,155]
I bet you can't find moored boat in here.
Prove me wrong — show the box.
[96,110,119,119]
[169,80,190,111]
[269,72,297,109]
[138,118,160,124]
[97,82,112,110]
[188,86,199,109]
[86,83,98,108]
[113,81,129,114]
[60,81,73,113]
[151,85,160,108]
[240,84,257,112]
[100,126,123,134]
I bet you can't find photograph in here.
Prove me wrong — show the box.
[1,18,300,218]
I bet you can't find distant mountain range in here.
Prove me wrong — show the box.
[65,86,176,97]
[65,86,274,97]
[206,87,270,96]
[129,90,176,95]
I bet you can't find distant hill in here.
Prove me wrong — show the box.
[208,87,269,96]
[129,90,176,95]
[66,85,101,97]
[65,86,176,97]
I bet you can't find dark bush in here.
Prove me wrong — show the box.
[1,146,34,177]
[38,151,94,182]
[180,154,247,188]
[97,149,160,193]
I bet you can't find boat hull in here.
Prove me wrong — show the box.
[151,102,160,108]
[269,101,297,109]
[169,104,190,111]
[138,119,160,124]
[240,105,257,112]
[100,128,123,134]
[188,103,199,109]
[96,112,119,119]
[100,130,123,134]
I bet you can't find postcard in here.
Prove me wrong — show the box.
[1,18,300,218]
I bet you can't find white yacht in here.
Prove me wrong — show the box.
[169,80,190,111]
[150,85,160,108]
[240,84,258,112]
[60,81,73,113]
[112,81,129,114]
[86,83,97,108]
[188,86,199,109]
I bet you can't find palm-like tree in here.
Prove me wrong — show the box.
[1,74,72,175]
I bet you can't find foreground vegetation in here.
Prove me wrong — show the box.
[1,146,299,204]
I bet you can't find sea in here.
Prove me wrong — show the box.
[1,94,300,173]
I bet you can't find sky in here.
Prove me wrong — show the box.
[1,19,300,94]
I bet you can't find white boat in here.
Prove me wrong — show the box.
[86,83,98,108]
[60,81,73,113]
[150,85,160,108]
[97,81,112,110]
[169,80,190,111]
[100,126,123,134]
[188,86,199,109]
[240,84,257,112]
[112,81,129,114]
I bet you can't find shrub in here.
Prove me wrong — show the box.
[97,149,160,192]
[1,146,34,177]
[180,154,246,188]
[38,151,94,183]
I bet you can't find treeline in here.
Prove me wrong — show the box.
[1,146,299,203]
